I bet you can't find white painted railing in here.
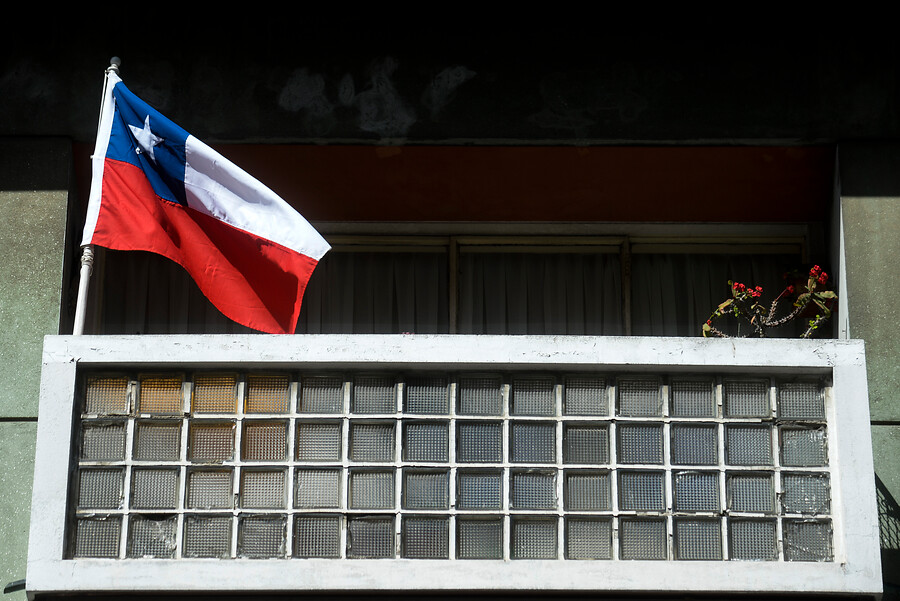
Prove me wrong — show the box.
[27,335,881,597]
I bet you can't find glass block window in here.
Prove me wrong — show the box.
[69,371,833,562]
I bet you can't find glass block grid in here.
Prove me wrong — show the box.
[70,371,833,562]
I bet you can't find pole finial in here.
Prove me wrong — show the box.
[108,57,121,74]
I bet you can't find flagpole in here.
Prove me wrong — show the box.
[73,57,121,335]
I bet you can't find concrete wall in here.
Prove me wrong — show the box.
[840,142,900,597]
[0,139,71,600]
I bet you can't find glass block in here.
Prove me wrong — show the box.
[192,373,238,413]
[128,515,176,558]
[457,422,502,463]
[347,516,394,558]
[403,421,448,462]
[133,421,181,461]
[402,516,449,559]
[404,376,449,414]
[778,381,825,420]
[673,471,720,512]
[242,421,287,461]
[675,518,722,560]
[782,473,831,514]
[458,375,502,416]
[781,427,828,466]
[617,377,662,417]
[296,422,342,461]
[350,422,395,462]
[295,468,342,508]
[349,470,395,509]
[564,470,611,511]
[81,421,126,460]
[73,516,121,558]
[727,472,775,513]
[784,520,833,561]
[245,373,291,414]
[189,422,234,462]
[617,424,663,464]
[724,379,770,417]
[620,518,666,560]
[84,375,129,414]
[671,379,716,417]
[294,515,341,558]
[403,470,449,510]
[183,515,232,558]
[457,518,503,559]
[78,468,123,509]
[138,375,183,414]
[729,519,777,560]
[352,375,396,414]
[564,376,608,416]
[511,471,557,509]
[567,518,612,559]
[131,468,178,509]
[186,470,232,509]
[725,425,772,465]
[564,424,609,464]
[300,375,343,414]
[241,470,286,508]
[510,422,556,463]
[671,424,718,465]
[511,518,558,559]
[239,515,286,558]
[619,471,665,511]
[511,376,555,416]
[457,470,502,510]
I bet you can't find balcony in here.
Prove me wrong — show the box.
[27,334,880,597]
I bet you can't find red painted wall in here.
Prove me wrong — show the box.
[76,145,834,223]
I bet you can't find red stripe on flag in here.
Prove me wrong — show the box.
[89,158,318,334]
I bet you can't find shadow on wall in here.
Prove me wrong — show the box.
[877,474,900,593]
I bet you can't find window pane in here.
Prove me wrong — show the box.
[675,519,722,560]
[566,518,611,560]
[294,515,341,558]
[347,516,394,558]
[298,251,449,335]
[192,373,238,414]
[402,516,449,559]
[620,518,666,560]
[183,515,231,558]
[457,251,622,335]
[511,518,557,559]
[457,519,503,559]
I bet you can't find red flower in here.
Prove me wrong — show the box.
[817,272,828,285]
[810,265,822,277]
[706,319,712,326]
[785,285,795,294]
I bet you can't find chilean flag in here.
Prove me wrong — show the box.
[82,71,330,334]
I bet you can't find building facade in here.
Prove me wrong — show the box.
[2,27,899,599]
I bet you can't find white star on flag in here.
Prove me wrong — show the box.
[128,115,164,161]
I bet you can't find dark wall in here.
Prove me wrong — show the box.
[2,24,899,145]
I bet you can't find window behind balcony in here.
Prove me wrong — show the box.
[93,235,807,337]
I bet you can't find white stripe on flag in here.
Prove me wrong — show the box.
[183,137,330,260]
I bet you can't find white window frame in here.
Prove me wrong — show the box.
[27,334,881,597]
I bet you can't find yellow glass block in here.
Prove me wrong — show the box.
[245,374,291,414]
[193,373,238,414]
[139,376,184,414]
[85,376,130,414]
